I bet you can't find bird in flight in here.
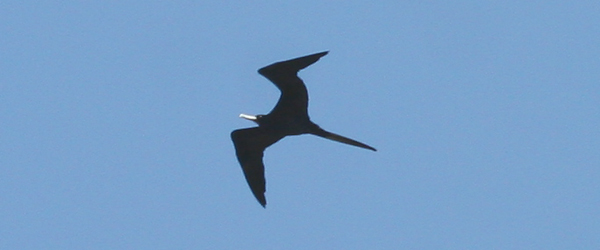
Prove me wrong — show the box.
[231,51,376,207]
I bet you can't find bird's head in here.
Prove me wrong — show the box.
[239,113,265,125]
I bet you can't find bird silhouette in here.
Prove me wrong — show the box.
[231,51,376,207]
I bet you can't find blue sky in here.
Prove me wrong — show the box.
[2,1,599,249]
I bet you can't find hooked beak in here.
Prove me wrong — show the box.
[239,113,257,121]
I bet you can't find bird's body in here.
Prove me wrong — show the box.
[231,51,376,207]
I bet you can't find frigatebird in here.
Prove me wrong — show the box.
[231,51,376,207]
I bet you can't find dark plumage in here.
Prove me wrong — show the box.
[231,51,376,207]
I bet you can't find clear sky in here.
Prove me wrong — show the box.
[2,1,599,249]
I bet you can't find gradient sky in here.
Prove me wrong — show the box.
[2,1,599,249]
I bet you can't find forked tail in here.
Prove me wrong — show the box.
[311,128,376,151]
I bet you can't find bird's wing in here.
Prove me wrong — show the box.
[231,127,284,207]
[258,51,328,118]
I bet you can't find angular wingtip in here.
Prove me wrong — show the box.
[256,194,267,208]
[258,51,330,76]
[315,51,329,57]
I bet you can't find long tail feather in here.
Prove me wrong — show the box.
[311,128,377,151]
